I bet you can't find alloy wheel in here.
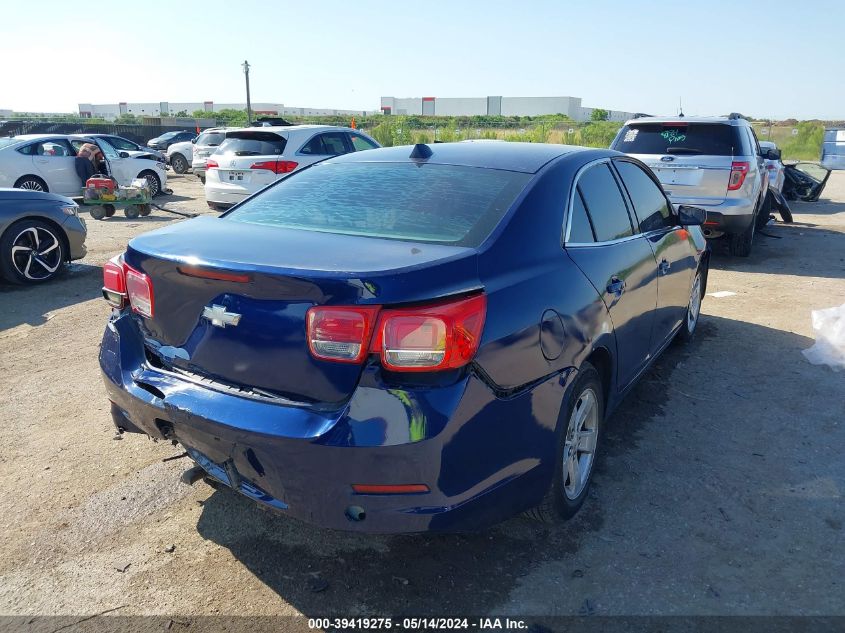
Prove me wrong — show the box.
[18,179,45,191]
[10,226,62,281]
[143,174,160,197]
[563,387,598,500]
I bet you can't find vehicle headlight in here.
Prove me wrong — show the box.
[61,205,79,217]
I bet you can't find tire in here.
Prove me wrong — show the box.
[104,204,116,217]
[756,193,773,230]
[728,214,756,257]
[676,269,703,344]
[0,218,65,284]
[139,204,152,216]
[170,153,188,174]
[779,206,793,224]
[124,205,141,219]
[525,362,603,523]
[89,205,107,221]
[139,171,161,197]
[14,175,48,192]
[199,174,206,185]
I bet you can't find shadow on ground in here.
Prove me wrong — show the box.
[193,312,840,617]
[707,209,845,280]
[0,262,101,329]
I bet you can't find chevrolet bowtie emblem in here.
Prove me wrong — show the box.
[202,304,242,328]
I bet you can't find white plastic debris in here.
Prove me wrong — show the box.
[708,291,737,298]
[802,303,845,371]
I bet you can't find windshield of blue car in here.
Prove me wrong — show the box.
[614,123,744,156]
[224,162,532,246]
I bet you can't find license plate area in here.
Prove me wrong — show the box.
[226,170,249,182]
[186,447,288,510]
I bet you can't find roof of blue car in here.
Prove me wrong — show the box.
[329,141,599,173]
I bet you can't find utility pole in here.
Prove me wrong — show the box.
[242,60,252,125]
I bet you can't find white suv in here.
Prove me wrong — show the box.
[204,125,380,210]
[191,127,237,184]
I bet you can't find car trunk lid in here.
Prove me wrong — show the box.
[124,217,480,405]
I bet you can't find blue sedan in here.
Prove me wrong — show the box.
[99,142,709,532]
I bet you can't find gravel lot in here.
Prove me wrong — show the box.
[0,170,843,620]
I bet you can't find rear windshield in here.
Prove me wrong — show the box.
[196,131,225,146]
[224,162,532,246]
[613,123,745,156]
[217,132,286,156]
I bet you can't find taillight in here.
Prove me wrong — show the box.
[102,255,127,308]
[206,159,219,169]
[728,161,749,190]
[306,306,380,364]
[125,266,154,318]
[306,294,487,371]
[372,294,487,372]
[250,160,298,174]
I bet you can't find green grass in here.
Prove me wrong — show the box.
[752,121,825,161]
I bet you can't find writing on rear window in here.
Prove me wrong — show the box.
[613,122,743,156]
[224,163,531,247]
[660,129,687,144]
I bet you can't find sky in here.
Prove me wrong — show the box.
[0,0,841,120]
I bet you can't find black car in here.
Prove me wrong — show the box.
[146,131,196,151]
[0,188,87,284]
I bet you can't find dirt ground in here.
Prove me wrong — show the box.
[0,170,843,621]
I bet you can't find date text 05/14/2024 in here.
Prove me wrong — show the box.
[307,618,528,630]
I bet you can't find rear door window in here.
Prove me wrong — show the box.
[218,133,287,156]
[575,163,634,242]
[319,133,349,155]
[299,135,326,155]
[568,190,595,243]
[614,123,745,156]
[300,133,349,155]
[614,160,674,232]
[33,140,73,156]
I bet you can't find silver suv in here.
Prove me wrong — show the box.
[611,114,769,256]
[191,127,237,184]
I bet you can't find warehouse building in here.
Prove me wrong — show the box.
[78,101,376,120]
[380,95,637,122]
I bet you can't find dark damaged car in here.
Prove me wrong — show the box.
[99,142,709,533]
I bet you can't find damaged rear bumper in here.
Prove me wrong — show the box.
[99,312,571,533]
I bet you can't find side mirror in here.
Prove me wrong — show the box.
[119,151,130,158]
[191,138,197,144]
[766,148,781,161]
[677,205,706,226]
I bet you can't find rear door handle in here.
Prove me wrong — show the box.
[606,276,625,296]
[659,259,671,274]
